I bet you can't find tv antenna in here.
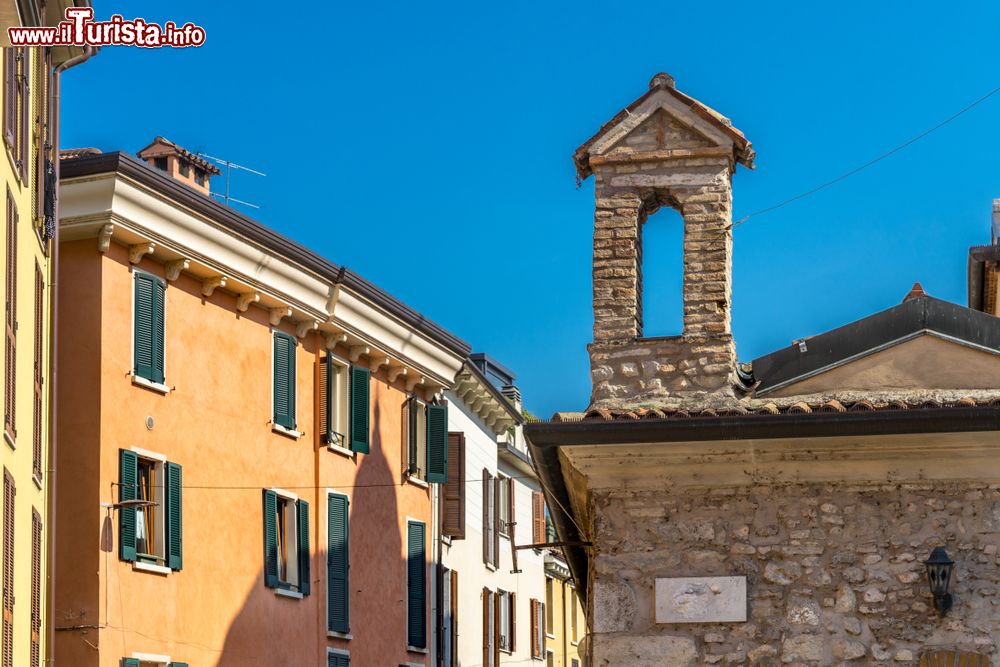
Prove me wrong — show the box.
[197,152,267,209]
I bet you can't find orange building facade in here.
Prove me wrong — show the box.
[53,146,466,666]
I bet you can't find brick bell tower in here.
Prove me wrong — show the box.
[574,73,755,409]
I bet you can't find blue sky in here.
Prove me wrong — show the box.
[62,1,1000,417]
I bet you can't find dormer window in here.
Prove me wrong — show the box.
[194,168,205,186]
[178,162,189,178]
[153,157,167,172]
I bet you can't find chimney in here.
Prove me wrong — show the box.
[137,136,220,196]
[992,199,1000,244]
[573,74,755,409]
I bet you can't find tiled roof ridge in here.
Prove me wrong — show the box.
[544,391,1000,423]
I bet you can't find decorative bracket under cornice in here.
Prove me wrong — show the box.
[405,375,426,392]
[324,332,347,349]
[349,345,369,363]
[201,275,227,297]
[97,224,115,253]
[387,365,407,383]
[296,319,319,339]
[129,242,154,265]
[165,259,189,282]
[368,356,390,373]
[269,307,291,326]
[237,292,260,312]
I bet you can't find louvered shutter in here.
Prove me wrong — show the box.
[539,602,547,654]
[406,398,418,472]
[493,591,501,666]
[133,273,165,384]
[4,192,16,441]
[406,521,426,648]
[165,462,182,570]
[327,654,349,667]
[297,499,310,595]
[272,333,296,429]
[482,588,490,667]
[492,477,500,568]
[425,403,448,483]
[118,450,137,562]
[29,510,39,667]
[532,492,545,545]
[168,663,188,667]
[482,469,490,565]
[510,591,516,652]
[319,356,331,441]
[348,366,369,453]
[120,660,140,667]
[17,49,27,182]
[507,477,515,546]
[327,494,349,633]
[3,50,14,146]
[440,433,465,539]
[0,470,11,667]
[450,574,458,667]
[262,490,278,588]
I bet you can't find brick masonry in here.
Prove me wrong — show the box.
[588,481,1000,665]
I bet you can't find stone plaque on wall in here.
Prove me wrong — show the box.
[654,576,747,624]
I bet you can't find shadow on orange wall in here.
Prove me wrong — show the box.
[215,402,410,666]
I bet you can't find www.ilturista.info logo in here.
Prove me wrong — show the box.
[8,7,206,47]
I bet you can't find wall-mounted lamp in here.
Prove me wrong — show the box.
[923,547,954,616]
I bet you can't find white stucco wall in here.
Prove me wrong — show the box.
[440,389,547,665]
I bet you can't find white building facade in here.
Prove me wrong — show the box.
[436,354,548,667]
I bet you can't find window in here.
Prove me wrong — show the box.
[440,568,457,667]
[641,205,685,336]
[272,332,296,430]
[120,659,187,667]
[531,491,546,545]
[133,272,166,386]
[2,469,13,667]
[483,588,496,667]
[320,355,369,453]
[31,263,41,481]
[194,168,205,186]
[320,354,350,449]
[326,650,349,667]
[327,492,349,633]
[403,398,447,482]
[178,162,189,178]
[406,520,426,649]
[572,660,580,667]
[4,190,16,444]
[571,588,579,643]
[153,157,167,171]
[482,469,497,568]
[546,651,554,667]
[529,598,545,659]
[545,578,554,636]
[119,449,182,570]
[3,48,29,180]
[545,505,557,542]
[30,510,40,667]
[498,475,513,538]
[440,432,465,539]
[498,590,515,652]
[262,489,309,594]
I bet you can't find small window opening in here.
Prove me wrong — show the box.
[640,205,684,336]
[153,157,167,172]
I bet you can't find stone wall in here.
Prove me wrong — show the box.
[589,481,1000,665]
[589,154,738,408]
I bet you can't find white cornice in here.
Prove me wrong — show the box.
[59,172,465,387]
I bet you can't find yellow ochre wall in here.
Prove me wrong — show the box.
[546,572,584,667]
[0,45,50,667]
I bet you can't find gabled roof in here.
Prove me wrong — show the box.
[573,72,755,180]
[750,291,1000,396]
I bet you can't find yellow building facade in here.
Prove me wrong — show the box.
[0,23,90,667]
[544,553,585,667]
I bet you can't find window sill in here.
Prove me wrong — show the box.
[441,535,452,547]
[545,633,556,640]
[404,474,429,489]
[133,561,171,576]
[406,646,429,654]
[274,587,303,599]
[327,442,355,459]
[271,423,303,439]
[500,648,513,654]
[32,474,42,490]
[132,375,171,394]
[327,630,353,640]
[485,563,497,572]
[3,431,14,450]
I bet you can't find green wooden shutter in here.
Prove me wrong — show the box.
[168,663,189,667]
[407,520,426,648]
[272,333,296,429]
[121,659,140,667]
[321,355,333,441]
[327,493,349,633]
[348,366,369,453]
[425,403,448,483]
[118,449,137,562]
[262,490,278,588]
[165,462,182,570]
[327,653,350,667]
[152,278,165,383]
[297,499,310,595]
[406,398,418,473]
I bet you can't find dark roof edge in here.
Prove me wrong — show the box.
[527,442,590,603]
[60,152,471,357]
[461,359,524,425]
[524,405,1000,448]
